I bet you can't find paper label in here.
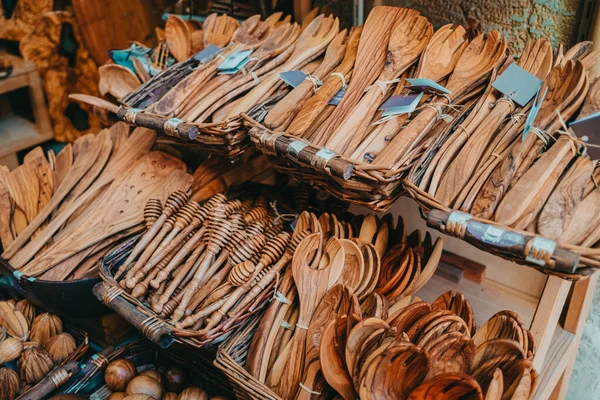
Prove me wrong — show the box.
[492,63,543,107]
[571,111,600,159]
[193,45,221,63]
[279,70,306,87]
[522,87,547,140]
[217,49,252,71]
[379,93,424,117]
[329,87,346,105]
[405,78,452,95]
[217,57,251,75]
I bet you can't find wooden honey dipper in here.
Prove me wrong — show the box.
[126,200,200,289]
[114,191,187,279]
[171,203,232,322]
[179,231,291,329]
[120,213,178,288]
[181,233,267,318]
[240,198,254,214]
[141,193,227,276]
[228,229,311,315]
[143,199,163,229]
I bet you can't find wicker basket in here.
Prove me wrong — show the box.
[17,327,89,400]
[214,315,281,400]
[246,114,438,212]
[94,235,271,350]
[57,337,235,398]
[403,179,599,279]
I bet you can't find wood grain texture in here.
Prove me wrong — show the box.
[53,144,73,191]
[494,137,575,229]
[537,157,594,240]
[0,181,14,249]
[5,163,39,226]
[313,6,406,149]
[288,26,362,140]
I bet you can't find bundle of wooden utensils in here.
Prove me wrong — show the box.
[0,299,86,399]
[0,123,194,281]
[239,287,535,400]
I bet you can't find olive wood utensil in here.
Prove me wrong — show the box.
[435,39,551,205]
[321,318,357,400]
[53,144,73,191]
[373,30,506,167]
[328,15,433,155]
[6,128,156,267]
[202,13,240,48]
[537,156,595,239]
[4,163,39,234]
[98,64,141,99]
[560,184,600,245]
[224,15,340,119]
[0,181,14,248]
[3,134,102,262]
[288,26,362,138]
[310,6,410,146]
[165,14,192,62]
[268,234,343,398]
[335,239,364,290]
[19,153,190,278]
[264,29,348,130]
[408,374,483,400]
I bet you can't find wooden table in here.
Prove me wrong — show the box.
[0,51,53,169]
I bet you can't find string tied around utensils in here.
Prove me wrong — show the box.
[299,383,322,396]
[305,74,323,93]
[280,320,295,330]
[528,126,551,146]
[269,200,298,226]
[556,110,591,156]
[422,102,463,124]
[366,78,400,96]
[330,72,347,89]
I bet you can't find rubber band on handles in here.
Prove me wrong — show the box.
[330,72,347,88]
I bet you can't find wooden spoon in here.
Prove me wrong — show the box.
[310,6,410,146]
[4,163,39,234]
[264,29,348,130]
[373,30,506,167]
[98,64,141,99]
[165,14,192,62]
[53,144,73,190]
[0,181,14,248]
[328,15,433,155]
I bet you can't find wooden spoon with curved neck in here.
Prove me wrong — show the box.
[373,30,507,167]
[264,28,348,131]
[327,15,433,155]
[351,24,469,162]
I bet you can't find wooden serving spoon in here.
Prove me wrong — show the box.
[165,14,192,62]
[98,64,141,99]
[53,144,73,190]
[225,15,340,119]
[264,29,348,130]
[327,15,433,155]
[352,24,469,162]
[288,25,362,138]
[373,30,507,167]
[310,6,411,146]
[0,181,14,249]
[4,163,39,234]
[434,38,550,205]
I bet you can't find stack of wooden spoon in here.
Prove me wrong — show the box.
[0,123,194,281]
[315,289,536,400]
[243,211,443,398]
[407,40,600,249]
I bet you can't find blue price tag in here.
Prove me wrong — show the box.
[279,70,306,87]
[379,93,424,117]
[193,45,221,63]
[405,78,452,95]
[329,87,346,105]
[492,63,543,107]
[570,110,600,159]
[217,49,252,71]
[522,87,546,140]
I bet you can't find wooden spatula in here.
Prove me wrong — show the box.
[4,163,39,234]
[53,144,73,190]
[0,181,14,249]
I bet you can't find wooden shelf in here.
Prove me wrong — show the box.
[0,115,53,158]
[532,326,576,400]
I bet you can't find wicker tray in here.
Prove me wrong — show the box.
[403,179,598,279]
[17,327,89,400]
[94,235,271,350]
[57,337,234,398]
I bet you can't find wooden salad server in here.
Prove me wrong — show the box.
[287,25,362,138]
[98,64,141,99]
[373,30,507,167]
[0,180,14,249]
[19,155,190,278]
[435,38,551,205]
[407,374,483,400]
[180,22,301,122]
[4,163,39,234]
[472,61,587,219]
[268,234,343,398]
[309,6,410,146]
[153,14,263,116]
[560,181,600,245]
[351,23,469,162]
[224,15,340,119]
[263,29,348,130]
[3,134,103,261]
[5,128,157,267]
[53,144,73,190]
[327,15,433,155]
